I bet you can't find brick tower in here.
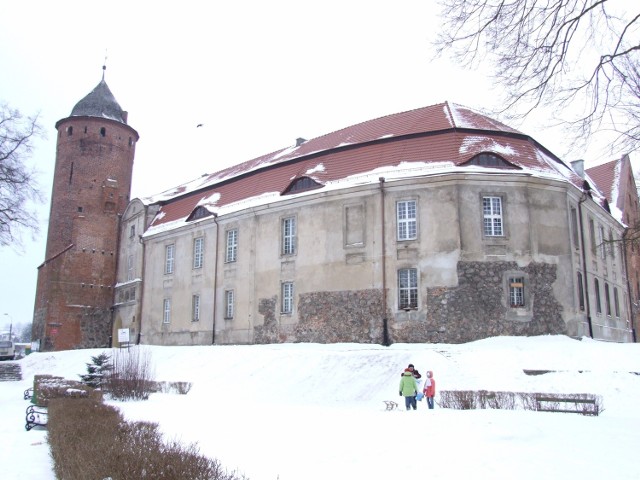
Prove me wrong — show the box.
[33,71,139,351]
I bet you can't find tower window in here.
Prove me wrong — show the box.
[100,127,106,137]
[67,126,73,136]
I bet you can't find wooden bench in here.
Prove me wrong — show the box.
[25,404,48,431]
[535,394,599,416]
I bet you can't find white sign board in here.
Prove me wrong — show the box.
[118,328,130,343]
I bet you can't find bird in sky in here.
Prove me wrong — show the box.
[196,123,204,128]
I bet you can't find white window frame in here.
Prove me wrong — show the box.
[570,207,579,250]
[226,229,238,263]
[594,279,602,314]
[483,196,503,237]
[282,282,294,314]
[193,237,204,269]
[396,200,417,241]
[192,294,201,322]
[398,268,418,310]
[127,254,134,281]
[509,276,525,308]
[598,225,606,259]
[225,289,235,319]
[282,217,296,255]
[165,244,175,274]
[163,298,171,324]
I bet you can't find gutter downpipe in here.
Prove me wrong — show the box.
[212,213,220,345]
[621,228,637,342]
[578,193,594,338]
[109,213,123,348]
[379,177,390,346]
[137,231,146,345]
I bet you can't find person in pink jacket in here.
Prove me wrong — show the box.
[422,370,436,409]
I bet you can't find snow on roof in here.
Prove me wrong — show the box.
[139,102,619,237]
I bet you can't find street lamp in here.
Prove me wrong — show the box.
[2,313,12,339]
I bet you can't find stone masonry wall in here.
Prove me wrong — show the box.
[420,261,566,344]
[253,262,565,345]
[254,290,385,344]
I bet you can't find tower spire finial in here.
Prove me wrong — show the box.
[102,49,108,80]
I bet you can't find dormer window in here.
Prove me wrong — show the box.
[187,206,213,221]
[464,153,517,168]
[282,176,323,195]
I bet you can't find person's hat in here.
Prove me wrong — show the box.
[408,364,414,368]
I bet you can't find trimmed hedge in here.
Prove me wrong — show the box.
[47,397,247,480]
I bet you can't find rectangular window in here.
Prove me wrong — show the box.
[127,254,134,281]
[614,287,620,318]
[165,244,175,274]
[483,196,503,236]
[282,217,296,255]
[605,283,611,316]
[282,282,294,314]
[570,207,579,249]
[509,277,525,307]
[398,268,418,310]
[598,225,606,259]
[396,200,417,241]
[163,298,171,324]
[577,272,585,311]
[193,237,204,269]
[608,230,615,259]
[192,294,200,322]
[225,290,235,319]
[594,279,602,314]
[226,229,238,263]
[129,224,136,239]
[589,219,596,256]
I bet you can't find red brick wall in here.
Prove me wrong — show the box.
[33,116,138,350]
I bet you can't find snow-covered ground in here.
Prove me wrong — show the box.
[1,335,639,479]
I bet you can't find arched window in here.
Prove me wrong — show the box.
[464,153,517,168]
[67,126,73,136]
[186,206,212,222]
[100,127,106,137]
[282,176,323,195]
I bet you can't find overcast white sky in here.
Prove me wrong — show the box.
[0,0,632,330]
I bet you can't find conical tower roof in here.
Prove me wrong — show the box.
[69,78,126,124]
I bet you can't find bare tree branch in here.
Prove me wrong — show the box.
[435,0,640,155]
[0,103,45,248]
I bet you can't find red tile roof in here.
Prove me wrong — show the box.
[144,102,584,233]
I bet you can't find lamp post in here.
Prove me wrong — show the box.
[3,313,12,339]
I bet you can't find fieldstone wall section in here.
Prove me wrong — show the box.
[79,308,113,348]
[254,297,279,344]
[420,261,566,344]
[254,262,565,345]
[295,290,384,343]
[255,290,385,344]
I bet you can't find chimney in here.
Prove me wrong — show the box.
[571,159,585,178]
[296,137,306,147]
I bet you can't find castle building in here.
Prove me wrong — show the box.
[112,102,635,346]
[33,78,637,350]
[32,73,139,351]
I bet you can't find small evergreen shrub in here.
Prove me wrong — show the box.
[79,351,112,389]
